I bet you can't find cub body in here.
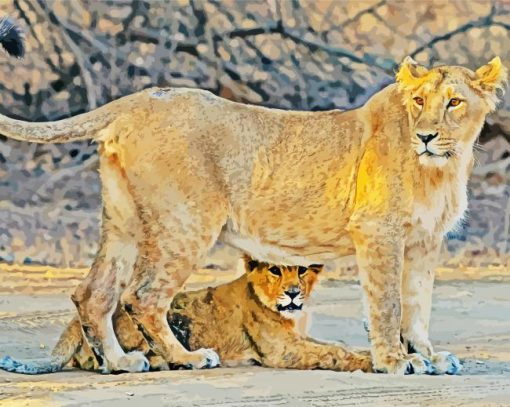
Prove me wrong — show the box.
[0,258,372,374]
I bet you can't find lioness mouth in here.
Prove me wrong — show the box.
[277,303,303,312]
[419,150,453,159]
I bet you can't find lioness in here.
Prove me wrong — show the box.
[0,51,506,374]
[0,258,373,374]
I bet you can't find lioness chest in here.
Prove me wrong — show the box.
[412,167,469,236]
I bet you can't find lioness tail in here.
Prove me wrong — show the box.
[0,17,124,144]
[0,104,121,144]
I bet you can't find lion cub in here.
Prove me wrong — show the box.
[0,257,372,374]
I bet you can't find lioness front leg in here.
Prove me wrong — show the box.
[72,244,148,374]
[350,221,432,375]
[402,236,462,375]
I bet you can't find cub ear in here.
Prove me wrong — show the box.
[243,255,259,272]
[396,56,429,91]
[474,56,508,94]
[308,264,323,273]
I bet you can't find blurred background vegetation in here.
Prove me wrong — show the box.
[0,0,509,273]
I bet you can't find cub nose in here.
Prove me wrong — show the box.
[285,287,300,299]
[417,132,438,144]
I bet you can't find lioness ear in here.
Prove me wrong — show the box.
[396,56,429,91]
[474,56,508,93]
[473,57,508,112]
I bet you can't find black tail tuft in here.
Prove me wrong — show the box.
[0,17,24,59]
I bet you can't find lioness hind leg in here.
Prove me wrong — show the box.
[71,154,149,374]
[121,196,227,369]
[72,235,149,373]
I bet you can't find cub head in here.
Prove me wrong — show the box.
[396,56,507,167]
[244,255,323,318]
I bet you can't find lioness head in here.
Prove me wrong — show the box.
[396,56,508,167]
[243,255,323,318]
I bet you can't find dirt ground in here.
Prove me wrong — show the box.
[0,266,509,406]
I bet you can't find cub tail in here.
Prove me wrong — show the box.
[0,316,83,375]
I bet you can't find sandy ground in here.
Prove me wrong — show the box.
[0,268,509,406]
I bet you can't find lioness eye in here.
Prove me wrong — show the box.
[413,97,424,106]
[298,266,307,276]
[447,98,461,108]
[269,266,281,276]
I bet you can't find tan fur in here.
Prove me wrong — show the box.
[48,259,372,373]
[0,57,506,374]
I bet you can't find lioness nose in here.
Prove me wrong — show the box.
[285,287,300,299]
[417,132,438,144]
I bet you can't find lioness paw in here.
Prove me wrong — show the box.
[403,339,463,375]
[404,354,434,375]
[375,353,433,375]
[430,351,462,375]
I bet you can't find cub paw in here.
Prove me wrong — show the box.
[430,351,462,375]
[171,348,221,370]
[190,348,221,369]
[375,353,433,375]
[105,351,150,374]
[355,351,374,373]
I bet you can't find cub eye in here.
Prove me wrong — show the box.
[447,98,462,108]
[298,266,307,276]
[413,97,424,106]
[269,266,281,276]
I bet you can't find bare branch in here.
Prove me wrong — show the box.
[409,4,503,58]
[35,0,98,109]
